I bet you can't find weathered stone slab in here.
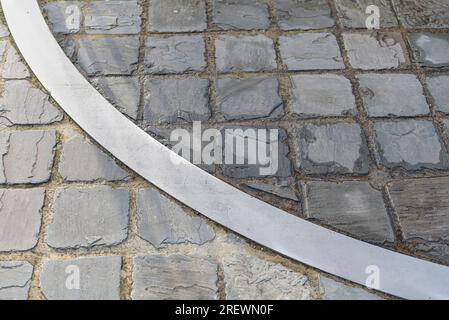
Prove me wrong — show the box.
[213,0,270,30]
[335,0,398,28]
[132,255,218,300]
[409,33,449,68]
[0,261,33,300]
[428,75,449,114]
[0,43,29,79]
[274,0,334,30]
[44,1,82,34]
[392,0,449,28]
[0,189,44,252]
[47,186,129,249]
[319,276,382,300]
[306,181,394,243]
[246,182,298,201]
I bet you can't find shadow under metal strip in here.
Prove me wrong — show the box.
[3,0,449,300]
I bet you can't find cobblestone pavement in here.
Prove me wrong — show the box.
[1,0,449,300]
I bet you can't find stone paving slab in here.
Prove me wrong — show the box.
[0,261,33,300]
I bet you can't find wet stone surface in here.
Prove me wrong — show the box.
[409,33,449,68]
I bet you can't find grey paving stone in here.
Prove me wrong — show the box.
[335,0,398,28]
[358,74,430,117]
[279,33,344,70]
[85,1,142,34]
[77,37,139,75]
[137,188,215,248]
[215,35,277,72]
[47,186,130,249]
[373,120,449,170]
[409,33,449,68]
[297,123,370,175]
[392,0,449,28]
[0,189,44,252]
[132,255,218,300]
[319,276,382,300]
[57,37,76,61]
[291,74,356,118]
[0,43,29,79]
[216,77,283,120]
[343,33,409,70]
[0,261,33,300]
[0,131,57,184]
[40,256,121,300]
[148,0,207,32]
[274,0,334,30]
[59,134,130,182]
[143,78,210,125]
[212,0,270,30]
[0,80,63,126]
[428,75,449,114]
[306,181,394,243]
[144,35,206,74]
[44,1,82,34]
[223,254,312,300]
[245,181,299,201]
[92,76,140,119]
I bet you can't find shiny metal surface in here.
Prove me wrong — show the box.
[3,0,449,300]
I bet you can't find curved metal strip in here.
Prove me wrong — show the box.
[3,0,449,300]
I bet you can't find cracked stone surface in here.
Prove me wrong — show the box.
[0,261,33,300]
[0,189,44,252]
[137,188,215,248]
[223,254,312,300]
[427,75,449,114]
[212,0,270,30]
[335,0,398,28]
[40,256,122,300]
[274,0,334,30]
[43,1,82,34]
[0,43,29,79]
[392,0,449,29]
[409,33,449,68]
[319,276,382,300]
[132,255,218,300]
[279,33,344,70]
[47,186,130,249]
[305,181,394,244]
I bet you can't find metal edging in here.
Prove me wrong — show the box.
[3,0,449,300]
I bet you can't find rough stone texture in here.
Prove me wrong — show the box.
[392,0,449,28]
[0,80,62,127]
[40,256,121,300]
[223,254,312,300]
[245,182,299,201]
[85,1,142,34]
[306,181,394,243]
[44,1,82,34]
[77,37,139,75]
[0,189,44,252]
[319,276,382,300]
[57,37,76,61]
[297,124,370,175]
[0,130,57,184]
[137,188,215,248]
[212,0,270,30]
[59,134,129,182]
[390,177,449,262]
[428,75,449,114]
[215,35,277,72]
[143,78,210,124]
[132,255,218,300]
[144,35,206,74]
[148,0,207,32]
[343,33,409,70]
[0,21,10,38]
[216,77,283,120]
[291,74,356,118]
[47,186,130,249]
[0,43,30,79]
[274,0,334,30]
[373,120,449,170]
[0,261,33,300]
[358,74,430,117]
[92,76,140,119]
[409,33,449,68]
[279,33,344,70]
[335,0,398,28]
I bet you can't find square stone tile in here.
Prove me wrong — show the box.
[0,261,33,300]
[43,1,82,34]
[335,0,398,28]
[392,0,449,28]
[358,74,430,117]
[148,0,207,32]
[428,75,449,114]
[343,33,409,70]
[297,123,370,175]
[144,35,206,74]
[291,74,356,118]
[279,33,344,70]
[409,33,449,68]
[216,77,283,120]
[143,78,210,125]
[373,120,449,170]
[274,0,334,30]
[215,35,277,72]
[212,0,270,30]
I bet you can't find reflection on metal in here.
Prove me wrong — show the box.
[3,0,449,300]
